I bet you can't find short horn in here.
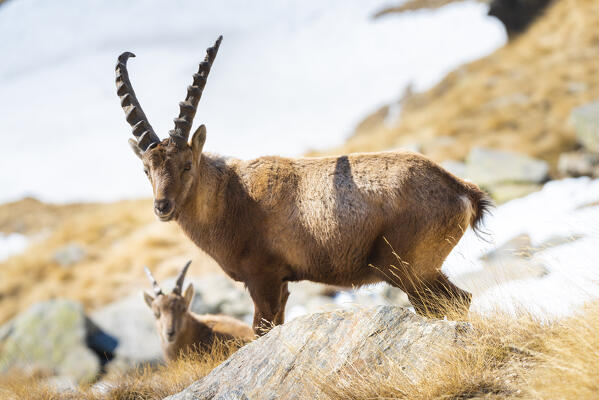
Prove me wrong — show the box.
[144,266,163,297]
[169,35,223,147]
[173,260,192,295]
[116,52,161,151]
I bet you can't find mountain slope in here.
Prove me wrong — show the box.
[327,0,599,170]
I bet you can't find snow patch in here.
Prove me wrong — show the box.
[0,233,28,262]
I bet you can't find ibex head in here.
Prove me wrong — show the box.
[116,36,222,221]
[143,261,194,343]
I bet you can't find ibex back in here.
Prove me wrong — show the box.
[117,36,492,334]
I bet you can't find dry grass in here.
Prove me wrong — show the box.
[0,339,241,400]
[0,198,223,324]
[2,301,599,399]
[320,0,599,172]
[373,0,488,18]
[312,302,599,400]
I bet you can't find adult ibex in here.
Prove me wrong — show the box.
[143,261,254,361]
[117,36,491,334]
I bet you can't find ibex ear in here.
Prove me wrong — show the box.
[129,139,144,160]
[183,284,194,309]
[191,125,206,165]
[143,291,155,308]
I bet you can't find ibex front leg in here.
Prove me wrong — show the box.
[247,279,285,335]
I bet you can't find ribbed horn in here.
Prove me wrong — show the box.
[116,52,161,151]
[144,266,163,297]
[173,260,192,295]
[169,36,223,147]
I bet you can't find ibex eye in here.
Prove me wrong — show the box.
[184,163,192,172]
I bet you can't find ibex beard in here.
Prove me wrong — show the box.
[117,36,492,335]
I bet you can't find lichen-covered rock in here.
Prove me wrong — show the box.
[571,100,599,153]
[0,300,102,383]
[166,306,470,400]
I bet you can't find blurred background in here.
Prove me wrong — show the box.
[1,0,599,391]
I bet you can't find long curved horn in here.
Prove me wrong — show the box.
[144,266,163,297]
[169,36,223,147]
[116,52,161,151]
[173,260,192,295]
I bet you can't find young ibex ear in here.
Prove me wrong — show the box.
[183,284,195,309]
[191,125,206,165]
[129,138,144,160]
[143,291,155,308]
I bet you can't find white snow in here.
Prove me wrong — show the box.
[0,233,28,262]
[451,178,599,317]
[0,0,506,203]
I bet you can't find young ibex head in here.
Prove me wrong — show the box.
[116,36,222,221]
[143,261,194,344]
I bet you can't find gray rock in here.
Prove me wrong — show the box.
[52,243,85,267]
[466,147,549,186]
[191,275,254,321]
[0,300,104,383]
[558,151,599,178]
[570,100,599,153]
[166,306,470,400]
[486,182,542,204]
[91,293,162,366]
[441,160,468,179]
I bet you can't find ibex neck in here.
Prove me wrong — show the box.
[175,153,239,256]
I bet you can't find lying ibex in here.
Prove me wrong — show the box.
[143,261,254,361]
[118,36,491,333]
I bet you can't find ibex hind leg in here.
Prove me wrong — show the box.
[371,247,471,320]
[405,273,471,320]
[274,282,290,326]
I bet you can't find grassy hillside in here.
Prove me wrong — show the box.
[0,198,222,324]
[323,0,599,171]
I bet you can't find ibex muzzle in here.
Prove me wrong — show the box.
[118,36,492,335]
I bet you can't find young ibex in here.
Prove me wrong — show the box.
[118,36,491,334]
[143,261,254,361]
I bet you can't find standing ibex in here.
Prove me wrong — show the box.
[143,261,254,361]
[117,36,491,334]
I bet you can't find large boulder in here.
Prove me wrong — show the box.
[571,100,599,153]
[466,147,549,187]
[166,306,470,400]
[189,275,254,322]
[0,300,114,383]
[91,293,162,367]
[488,0,552,39]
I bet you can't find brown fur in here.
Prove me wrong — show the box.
[133,130,491,333]
[144,278,254,362]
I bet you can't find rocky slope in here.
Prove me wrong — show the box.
[323,0,599,171]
